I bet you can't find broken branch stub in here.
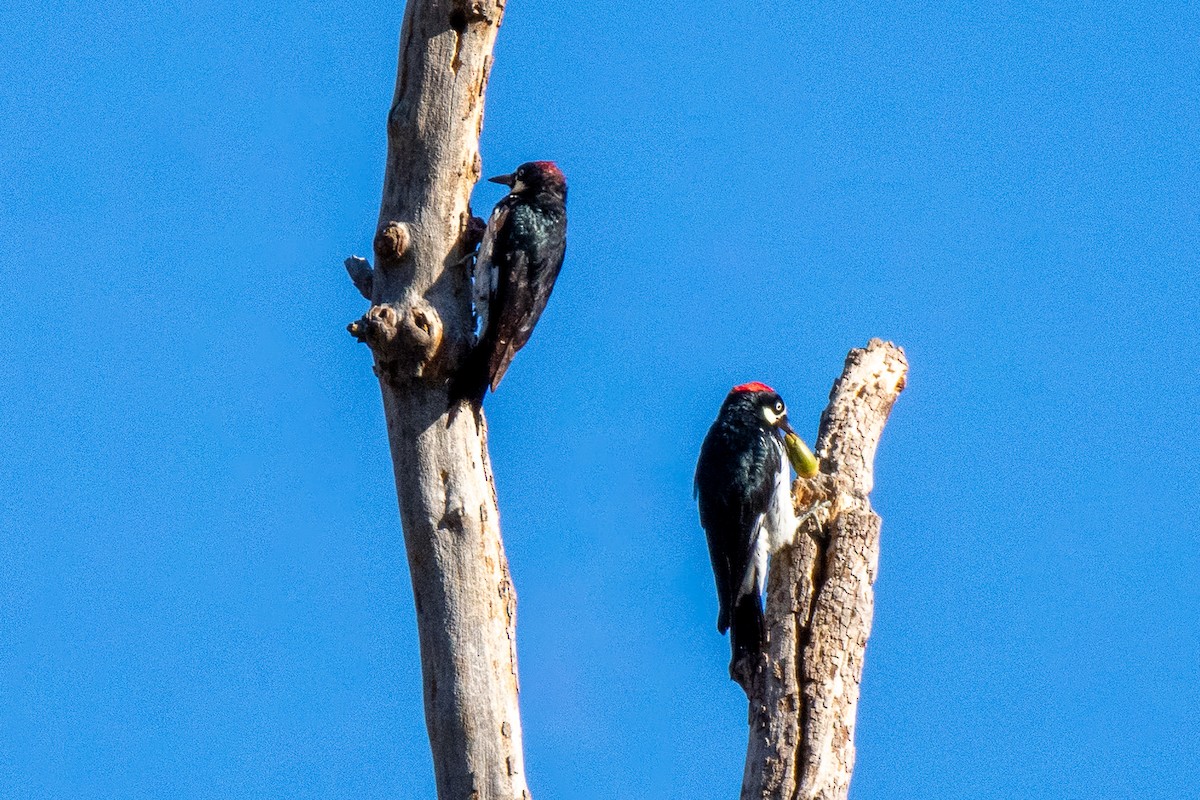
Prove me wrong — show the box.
[345,256,374,300]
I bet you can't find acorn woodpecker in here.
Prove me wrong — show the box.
[450,161,568,406]
[695,382,798,677]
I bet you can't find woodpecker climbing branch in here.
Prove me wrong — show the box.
[741,338,908,800]
[344,2,529,799]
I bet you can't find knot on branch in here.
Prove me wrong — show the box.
[345,256,374,300]
[347,299,444,385]
[348,303,399,350]
[374,222,412,265]
[401,302,444,375]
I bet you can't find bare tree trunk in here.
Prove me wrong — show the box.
[741,339,908,800]
[345,3,906,796]
[344,1,528,798]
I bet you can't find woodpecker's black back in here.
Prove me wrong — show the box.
[450,161,567,406]
[695,384,789,671]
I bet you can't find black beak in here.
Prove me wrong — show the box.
[778,417,796,437]
[488,173,515,187]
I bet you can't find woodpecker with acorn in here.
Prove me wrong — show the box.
[695,382,803,680]
[450,161,568,407]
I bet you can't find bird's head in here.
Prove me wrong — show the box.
[727,381,795,437]
[489,161,567,199]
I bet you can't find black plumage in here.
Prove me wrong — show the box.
[450,161,567,406]
[695,383,795,675]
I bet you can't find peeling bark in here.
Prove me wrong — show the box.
[741,339,908,800]
[345,1,528,798]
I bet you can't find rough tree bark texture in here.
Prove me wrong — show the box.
[345,1,527,799]
[741,339,908,800]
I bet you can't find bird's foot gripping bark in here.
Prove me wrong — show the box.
[798,500,834,543]
[447,214,487,269]
[791,473,838,544]
[464,213,487,248]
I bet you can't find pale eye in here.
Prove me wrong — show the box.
[774,401,784,412]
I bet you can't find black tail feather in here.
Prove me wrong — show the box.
[448,345,489,409]
[729,592,765,666]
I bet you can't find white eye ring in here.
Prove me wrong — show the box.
[774,401,784,412]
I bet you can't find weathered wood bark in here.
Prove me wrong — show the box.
[345,1,529,798]
[741,339,908,800]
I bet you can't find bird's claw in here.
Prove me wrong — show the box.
[798,499,834,541]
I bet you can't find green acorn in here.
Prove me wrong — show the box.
[784,431,820,478]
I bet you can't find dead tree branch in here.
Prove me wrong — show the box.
[345,1,527,798]
[741,338,908,800]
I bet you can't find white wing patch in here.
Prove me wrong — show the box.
[739,437,797,602]
[471,207,502,343]
[740,513,770,600]
[764,436,797,555]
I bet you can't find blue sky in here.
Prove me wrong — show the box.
[2,1,1198,798]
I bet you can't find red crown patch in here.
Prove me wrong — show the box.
[732,381,775,394]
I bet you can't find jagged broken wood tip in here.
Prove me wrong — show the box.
[345,256,374,300]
